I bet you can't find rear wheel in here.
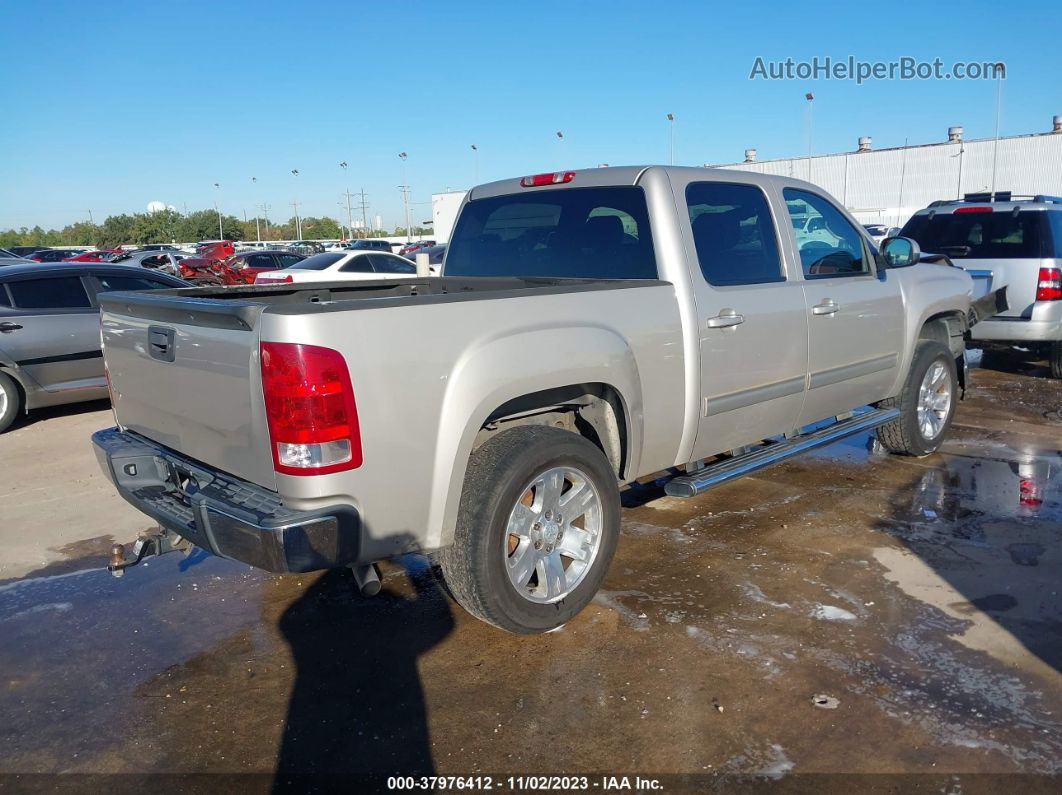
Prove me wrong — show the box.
[0,372,22,433]
[1048,341,1062,379]
[876,341,957,457]
[438,426,620,634]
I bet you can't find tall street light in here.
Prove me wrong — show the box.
[213,183,223,239]
[340,161,354,239]
[990,62,1005,195]
[398,152,411,243]
[666,113,675,165]
[805,92,815,182]
[290,169,301,240]
[251,177,261,241]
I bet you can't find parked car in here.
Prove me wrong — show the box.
[900,192,1062,376]
[30,249,83,263]
[0,263,187,432]
[64,249,122,263]
[136,244,180,252]
[93,165,991,634]
[178,241,239,283]
[289,241,325,256]
[0,248,32,261]
[398,240,436,256]
[862,224,900,246]
[344,239,393,251]
[254,250,417,284]
[404,243,446,266]
[191,250,306,285]
[110,250,185,276]
[6,246,50,259]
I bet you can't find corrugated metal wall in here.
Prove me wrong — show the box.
[717,132,1062,227]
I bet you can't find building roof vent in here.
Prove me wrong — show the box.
[857,136,872,152]
[948,126,964,142]
[744,148,757,163]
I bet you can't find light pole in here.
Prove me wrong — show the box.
[666,113,674,165]
[804,92,814,181]
[251,177,261,241]
[213,183,223,239]
[398,152,411,242]
[471,144,478,184]
[340,161,354,239]
[990,62,1005,195]
[290,169,301,239]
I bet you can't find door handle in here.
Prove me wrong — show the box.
[0,322,23,333]
[706,309,745,328]
[812,300,840,315]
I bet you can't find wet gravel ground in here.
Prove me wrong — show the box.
[1,353,1060,792]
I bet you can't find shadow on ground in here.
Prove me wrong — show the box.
[273,563,454,789]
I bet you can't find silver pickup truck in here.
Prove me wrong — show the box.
[93,166,986,634]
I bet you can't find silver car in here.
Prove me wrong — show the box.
[901,193,1062,376]
[0,263,187,432]
[109,250,185,276]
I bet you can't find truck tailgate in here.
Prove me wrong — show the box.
[99,294,276,490]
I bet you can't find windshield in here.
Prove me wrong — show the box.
[291,252,346,270]
[445,186,657,279]
[901,210,1050,259]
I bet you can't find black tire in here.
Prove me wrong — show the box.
[0,371,22,433]
[437,426,620,634]
[876,341,958,457]
[1048,341,1062,379]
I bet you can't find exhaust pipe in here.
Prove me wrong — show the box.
[351,563,381,597]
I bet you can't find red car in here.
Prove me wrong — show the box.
[63,248,123,262]
[397,240,435,256]
[181,248,305,285]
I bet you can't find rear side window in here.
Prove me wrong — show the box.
[9,276,91,309]
[686,182,783,286]
[446,186,657,279]
[901,210,1047,259]
[294,253,345,270]
[95,274,170,292]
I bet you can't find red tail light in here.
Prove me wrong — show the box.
[520,171,576,187]
[1036,267,1062,301]
[260,342,361,475]
[954,206,993,214]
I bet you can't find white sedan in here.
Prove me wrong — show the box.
[254,250,418,284]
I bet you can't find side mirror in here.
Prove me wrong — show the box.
[880,236,921,268]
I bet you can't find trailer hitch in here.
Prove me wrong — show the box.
[108,528,189,577]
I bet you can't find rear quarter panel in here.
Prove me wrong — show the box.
[261,283,685,558]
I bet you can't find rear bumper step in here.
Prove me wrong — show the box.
[664,408,900,498]
[92,427,362,573]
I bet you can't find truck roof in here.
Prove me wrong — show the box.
[468,165,821,200]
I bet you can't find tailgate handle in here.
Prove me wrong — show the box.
[147,326,176,362]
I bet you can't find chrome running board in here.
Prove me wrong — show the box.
[664,408,900,498]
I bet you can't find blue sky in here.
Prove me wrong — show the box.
[2,0,1059,230]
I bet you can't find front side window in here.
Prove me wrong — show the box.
[783,188,869,278]
[371,254,415,274]
[8,276,91,309]
[686,182,783,286]
[446,186,657,279]
[277,253,304,268]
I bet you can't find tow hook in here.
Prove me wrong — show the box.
[109,528,187,577]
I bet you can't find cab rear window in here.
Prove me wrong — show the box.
[900,210,1051,259]
[445,187,657,279]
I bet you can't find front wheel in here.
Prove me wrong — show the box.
[876,341,958,457]
[1047,341,1062,379]
[438,426,620,634]
[0,371,22,433]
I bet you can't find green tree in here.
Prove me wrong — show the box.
[97,215,136,248]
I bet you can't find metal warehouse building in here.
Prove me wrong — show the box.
[713,115,1062,228]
